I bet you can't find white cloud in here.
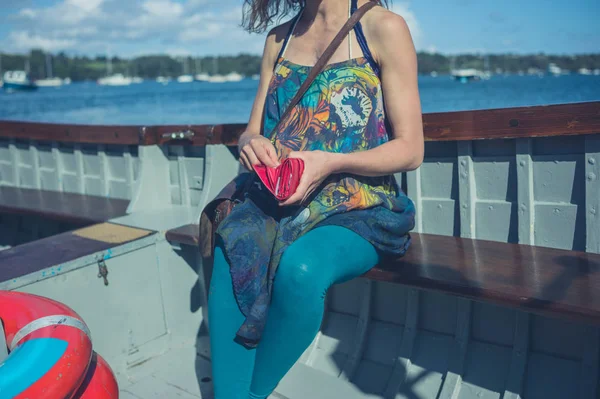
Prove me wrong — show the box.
[426,45,437,54]
[67,0,104,13]
[0,0,423,57]
[179,23,223,42]
[165,47,195,57]
[59,26,99,38]
[18,8,37,18]
[141,0,183,18]
[221,6,244,22]
[8,31,77,51]
[184,13,214,26]
[389,2,422,50]
[1,0,257,55]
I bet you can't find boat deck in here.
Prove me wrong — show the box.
[117,342,399,399]
[119,345,214,399]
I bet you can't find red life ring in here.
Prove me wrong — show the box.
[74,352,119,398]
[0,291,93,399]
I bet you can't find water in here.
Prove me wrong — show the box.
[1,74,599,125]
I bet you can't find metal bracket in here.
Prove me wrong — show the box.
[97,259,109,286]
[161,129,195,140]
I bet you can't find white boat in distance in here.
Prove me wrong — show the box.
[36,53,70,87]
[205,72,244,83]
[97,73,133,86]
[177,75,194,83]
[2,71,37,92]
[194,73,211,82]
[36,77,64,87]
[451,68,491,82]
[548,63,563,76]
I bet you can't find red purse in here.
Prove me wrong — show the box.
[253,158,305,201]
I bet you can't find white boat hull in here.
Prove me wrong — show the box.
[35,78,64,87]
[97,74,133,86]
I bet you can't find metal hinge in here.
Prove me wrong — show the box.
[97,259,109,286]
[161,129,195,140]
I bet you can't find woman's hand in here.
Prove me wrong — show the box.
[279,150,339,206]
[238,133,280,170]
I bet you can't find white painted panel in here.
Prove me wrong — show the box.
[18,245,168,371]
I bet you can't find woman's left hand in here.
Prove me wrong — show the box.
[279,150,338,206]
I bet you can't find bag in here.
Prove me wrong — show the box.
[198,173,252,258]
[198,1,376,258]
[253,158,305,201]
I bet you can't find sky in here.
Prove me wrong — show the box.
[0,0,598,57]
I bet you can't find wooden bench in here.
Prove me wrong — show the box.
[0,222,155,285]
[166,224,600,326]
[0,186,129,225]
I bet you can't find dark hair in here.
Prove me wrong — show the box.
[242,0,388,33]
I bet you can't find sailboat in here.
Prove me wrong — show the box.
[36,54,64,87]
[177,57,194,83]
[98,73,133,86]
[194,58,210,82]
[205,57,243,83]
[156,59,171,84]
[97,53,132,86]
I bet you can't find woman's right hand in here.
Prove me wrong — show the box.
[238,133,280,170]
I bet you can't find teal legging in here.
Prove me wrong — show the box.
[208,225,380,399]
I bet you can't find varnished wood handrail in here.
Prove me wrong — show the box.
[1,101,598,145]
[0,121,146,145]
[422,101,600,141]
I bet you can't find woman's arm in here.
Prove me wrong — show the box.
[238,23,291,169]
[330,9,424,176]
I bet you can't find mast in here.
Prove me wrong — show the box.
[183,57,189,75]
[106,47,112,76]
[45,53,53,78]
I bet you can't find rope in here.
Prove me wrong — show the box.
[0,320,8,362]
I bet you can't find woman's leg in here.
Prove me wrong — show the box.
[249,226,380,398]
[208,244,257,399]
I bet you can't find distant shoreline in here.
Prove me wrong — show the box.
[1,50,599,82]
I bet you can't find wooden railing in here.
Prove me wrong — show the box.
[1,101,599,145]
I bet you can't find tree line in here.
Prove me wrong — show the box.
[1,49,598,81]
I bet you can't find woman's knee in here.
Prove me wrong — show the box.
[274,244,328,305]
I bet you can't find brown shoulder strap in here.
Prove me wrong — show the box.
[268,1,376,143]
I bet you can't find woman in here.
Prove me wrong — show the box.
[209,0,423,397]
